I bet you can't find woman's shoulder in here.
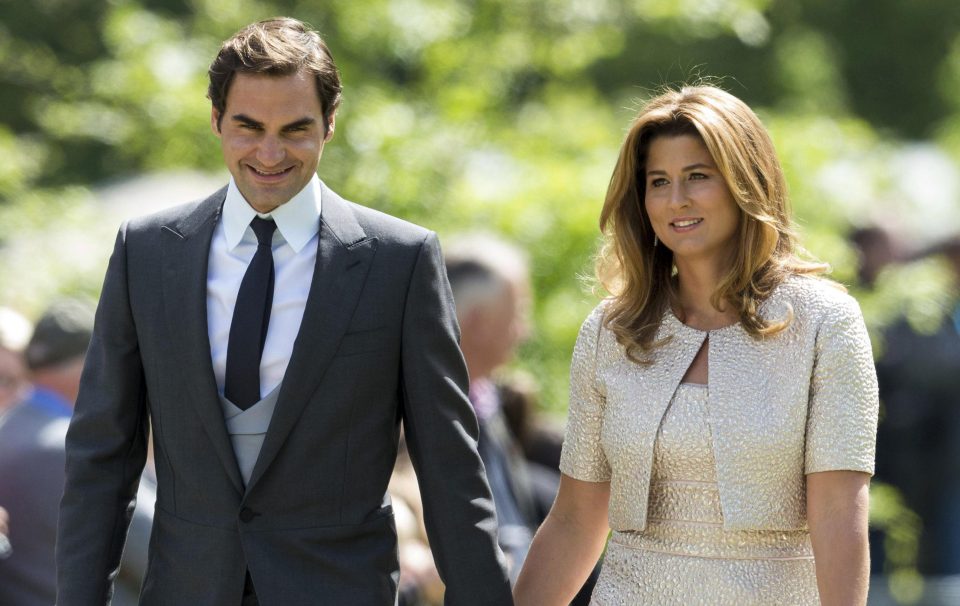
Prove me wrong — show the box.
[770,274,863,324]
[576,299,611,341]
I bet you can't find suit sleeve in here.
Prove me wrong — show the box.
[56,223,150,606]
[399,232,513,605]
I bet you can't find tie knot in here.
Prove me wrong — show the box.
[250,217,276,247]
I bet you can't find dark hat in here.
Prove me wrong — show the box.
[25,299,95,370]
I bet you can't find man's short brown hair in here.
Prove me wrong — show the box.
[208,17,342,132]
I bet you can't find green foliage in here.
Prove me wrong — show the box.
[871,481,925,604]
[2,0,957,407]
[2,2,958,589]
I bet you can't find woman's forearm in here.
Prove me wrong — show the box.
[514,475,610,605]
[514,511,607,605]
[807,471,871,605]
[811,522,869,604]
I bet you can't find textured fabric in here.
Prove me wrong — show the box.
[560,274,879,532]
[590,385,819,605]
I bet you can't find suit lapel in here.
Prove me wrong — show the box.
[161,187,245,495]
[245,185,378,493]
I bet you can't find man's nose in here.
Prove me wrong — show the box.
[256,136,285,166]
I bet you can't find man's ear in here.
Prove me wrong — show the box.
[324,113,336,142]
[211,107,222,136]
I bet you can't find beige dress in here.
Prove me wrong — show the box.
[590,384,819,605]
[559,277,879,605]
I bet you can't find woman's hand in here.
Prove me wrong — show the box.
[513,474,610,605]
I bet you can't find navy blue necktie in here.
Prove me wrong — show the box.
[225,217,277,410]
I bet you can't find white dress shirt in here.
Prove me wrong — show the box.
[206,175,322,398]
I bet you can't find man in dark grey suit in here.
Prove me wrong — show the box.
[56,17,511,606]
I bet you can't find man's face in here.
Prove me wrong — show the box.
[212,71,334,213]
[0,347,26,412]
[460,275,531,379]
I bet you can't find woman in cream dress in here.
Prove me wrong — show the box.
[514,86,878,605]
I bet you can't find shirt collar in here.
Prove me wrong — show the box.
[468,377,500,421]
[222,175,323,253]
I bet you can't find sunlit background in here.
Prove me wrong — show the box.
[1,1,959,602]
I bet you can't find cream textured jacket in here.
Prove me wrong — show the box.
[559,275,879,532]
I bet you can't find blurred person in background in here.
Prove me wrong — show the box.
[0,506,9,552]
[0,299,153,606]
[0,307,32,418]
[444,232,595,604]
[497,370,565,474]
[0,307,34,565]
[874,234,960,604]
[0,300,154,606]
[389,434,445,606]
[515,85,878,605]
[445,233,549,574]
[849,225,903,289]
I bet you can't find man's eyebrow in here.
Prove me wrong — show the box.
[282,117,316,131]
[231,114,262,127]
[229,115,317,131]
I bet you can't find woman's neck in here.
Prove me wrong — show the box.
[673,258,739,331]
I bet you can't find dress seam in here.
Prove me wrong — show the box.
[610,542,814,561]
[645,517,723,527]
[650,479,716,487]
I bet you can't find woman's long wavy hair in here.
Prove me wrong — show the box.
[596,85,828,363]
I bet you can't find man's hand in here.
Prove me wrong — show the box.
[0,505,11,558]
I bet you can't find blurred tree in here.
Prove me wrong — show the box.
[2,0,957,410]
[3,0,954,599]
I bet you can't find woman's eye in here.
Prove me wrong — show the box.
[689,172,707,180]
[650,177,668,188]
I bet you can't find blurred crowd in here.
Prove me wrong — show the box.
[0,226,958,605]
[0,299,154,606]
[852,227,960,605]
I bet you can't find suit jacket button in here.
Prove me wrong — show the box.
[239,507,257,523]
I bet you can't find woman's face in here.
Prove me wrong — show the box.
[643,134,740,269]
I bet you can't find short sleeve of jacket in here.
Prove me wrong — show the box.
[559,305,611,482]
[805,293,879,475]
